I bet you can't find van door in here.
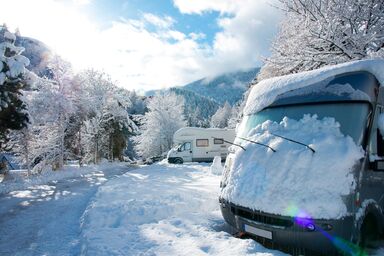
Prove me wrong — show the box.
[179,142,193,162]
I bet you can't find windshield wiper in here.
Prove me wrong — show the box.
[212,137,246,151]
[269,132,315,153]
[237,136,276,152]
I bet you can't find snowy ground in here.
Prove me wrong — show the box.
[0,163,131,256]
[80,162,285,256]
[0,161,284,256]
[3,161,382,256]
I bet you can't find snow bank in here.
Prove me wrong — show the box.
[81,162,286,255]
[221,115,364,219]
[211,156,223,175]
[244,59,384,115]
[0,162,128,195]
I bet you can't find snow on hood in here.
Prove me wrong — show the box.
[220,115,364,219]
[244,59,384,115]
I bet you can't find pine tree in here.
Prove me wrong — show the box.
[0,27,30,149]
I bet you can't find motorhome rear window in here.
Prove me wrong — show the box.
[214,138,224,144]
[196,139,209,147]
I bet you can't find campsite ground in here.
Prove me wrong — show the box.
[0,161,382,256]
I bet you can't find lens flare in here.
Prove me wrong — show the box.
[284,204,367,255]
[285,204,314,227]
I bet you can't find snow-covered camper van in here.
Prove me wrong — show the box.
[219,60,384,255]
[167,127,235,164]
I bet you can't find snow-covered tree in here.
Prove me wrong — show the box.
[169,87,219,127]
[9,76,71,173]
[79,70,137,164]
[259,0,384,80]
[0,27,31,149]
[210,102,233,128]
[186,106,205,127]
[134,92,186,158]
[46,56,76,169]
[227,104,242,129]
[127,90,147,115]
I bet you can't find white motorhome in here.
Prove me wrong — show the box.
[167,127,235,164]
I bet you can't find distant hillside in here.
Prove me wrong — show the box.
[169,87,219,119]
[146,67,259,106]
[182,67,260,105]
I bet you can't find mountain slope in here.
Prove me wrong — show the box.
[146,67,259,108]
[182,67,259,105]
[169,87,219,119]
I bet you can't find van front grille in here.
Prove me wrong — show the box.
[231,206,293,228]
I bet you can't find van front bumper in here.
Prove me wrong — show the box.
[219,198,357,256]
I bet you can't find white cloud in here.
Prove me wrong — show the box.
[0,0,281,92]
[173,0,238,14]
[174,0,282,75]
[73,0,92,6]
[188,32,206,41]
[142,13,175,29]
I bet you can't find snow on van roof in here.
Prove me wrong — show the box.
[174,127,234,136]
[244,59,384,115]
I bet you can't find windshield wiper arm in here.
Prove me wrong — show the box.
[237,136,276,152]
[269,132,315,153]
[212,137,246,151]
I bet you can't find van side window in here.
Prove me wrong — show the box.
[214,138,224,144]
[179,142,191,151]
[196,139,209,147]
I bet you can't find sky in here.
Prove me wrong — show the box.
[0,0,282,92]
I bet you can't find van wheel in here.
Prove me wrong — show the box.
[357,214,380,255]
[174,158,183,164]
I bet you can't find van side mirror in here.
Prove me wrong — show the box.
[374,160,384,171]
[177,148,181,152]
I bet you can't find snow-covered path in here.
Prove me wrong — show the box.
[0,164,130,256]
[81,162,286,256]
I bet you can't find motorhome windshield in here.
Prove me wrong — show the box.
[238,102,370,145]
